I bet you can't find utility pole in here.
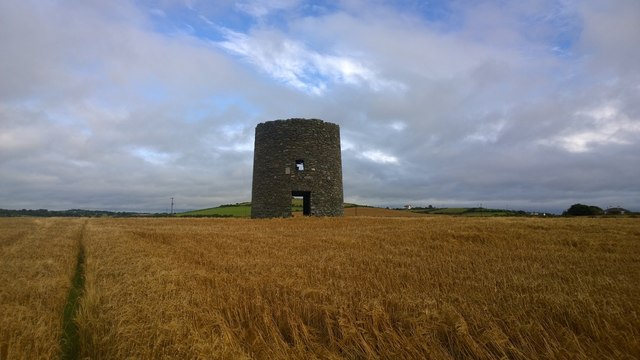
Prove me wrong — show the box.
[170,197,174,215]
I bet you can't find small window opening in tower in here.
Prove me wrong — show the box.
[295,159,305,171]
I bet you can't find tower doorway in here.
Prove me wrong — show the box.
[292,191,311,216]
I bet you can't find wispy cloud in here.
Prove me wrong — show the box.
[216,27,405,95]
[235,0,300,18]
[132,147,175,165]
[361,150,399,165]
[543,104,640,153]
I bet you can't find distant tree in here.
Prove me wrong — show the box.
[564,204,604,216]
[605,207,630,215]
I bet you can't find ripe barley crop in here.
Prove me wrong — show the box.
[74,217,640,359]
[2,217,639,359]
[0,218,85,359]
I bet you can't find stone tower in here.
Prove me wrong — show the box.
[251,118,344,218]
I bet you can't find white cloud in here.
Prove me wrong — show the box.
[216,27,405,95]
[465,120,506,144]
[341,139,355,151]
[235,0,300,18]
[131,147,175,165]
[390,121,407,131]
[360,150,399,164]
[544,104,640,153]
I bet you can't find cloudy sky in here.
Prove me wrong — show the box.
[1,0,639,213]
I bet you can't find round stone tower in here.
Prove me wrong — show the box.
[251,118,344,218]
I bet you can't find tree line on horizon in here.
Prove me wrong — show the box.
[563,204,632,216]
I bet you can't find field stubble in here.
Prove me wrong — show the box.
[73,217,640,359]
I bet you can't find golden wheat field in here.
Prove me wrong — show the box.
[0,218,85,359]
[1,216,639,359]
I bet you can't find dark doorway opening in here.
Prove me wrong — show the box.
[292,191,311,215]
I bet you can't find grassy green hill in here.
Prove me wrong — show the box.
[408,207,529,216]
[179,200,308,218]
[177,203,251,217]
[178,202,538,218]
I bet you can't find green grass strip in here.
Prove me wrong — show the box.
[60,243,85,360]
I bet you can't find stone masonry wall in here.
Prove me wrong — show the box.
[251,118,344,218]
